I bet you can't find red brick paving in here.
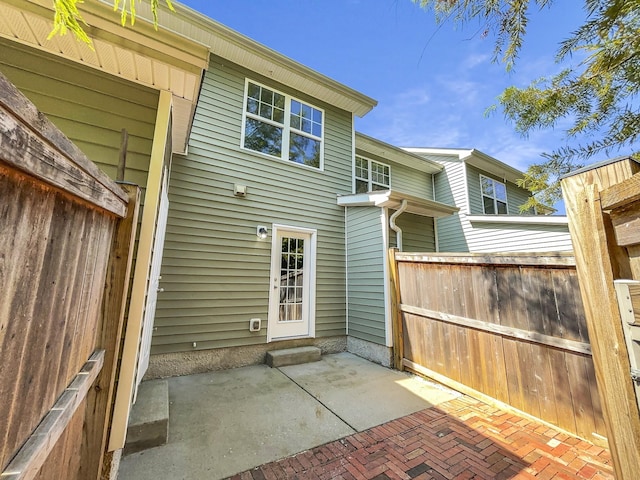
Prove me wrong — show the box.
[228,396,613,480]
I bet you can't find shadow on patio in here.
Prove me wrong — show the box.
[118,353,612,480]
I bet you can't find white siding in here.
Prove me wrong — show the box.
[465,221,573,252]
[430,156,470,252]
[346,207,386,345]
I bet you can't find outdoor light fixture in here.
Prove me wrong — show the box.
[257,225,268,240]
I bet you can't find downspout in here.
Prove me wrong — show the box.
[389,199,408,251]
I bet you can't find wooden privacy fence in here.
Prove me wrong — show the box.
[0,72,139,479]
[390,251,607,446]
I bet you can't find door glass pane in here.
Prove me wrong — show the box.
[279,237,304,322]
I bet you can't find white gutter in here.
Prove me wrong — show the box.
[389,199,408,251]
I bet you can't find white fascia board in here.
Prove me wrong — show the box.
[467,215,569,226]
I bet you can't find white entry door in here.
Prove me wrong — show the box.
[268,225,316,341]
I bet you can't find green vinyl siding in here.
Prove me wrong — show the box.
[390,163,433,199]
[0,39,158,190]
[154,57,353,353]
[466,164,530,215]
[354,150,434,199]
[388,213,436,252]
[346,207,386,345]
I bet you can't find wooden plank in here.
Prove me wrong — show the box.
[601,171,640,211]
[561,172,640,480]
[388,248,403,370]
[399,304,592,355]
[609,201,640,247]
[564,352,598,441]
[0,169,55,471]
[0,105,127,217]
[534,346,560,429]
[396,252,576,267]
[0,71,127,204]
[547,349,578,435]
[401,359,609,447]
[80,185,140,480]
[0,350,104,480]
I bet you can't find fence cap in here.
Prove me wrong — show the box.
[560,156,639,180]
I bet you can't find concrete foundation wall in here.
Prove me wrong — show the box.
[145,336,347,379]
[347,336,393,367]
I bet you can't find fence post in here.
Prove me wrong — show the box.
[388,248,403,371]
[79,185,141,480]
[561,160,640,480]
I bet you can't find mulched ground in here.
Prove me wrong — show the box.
[228,395,613,480]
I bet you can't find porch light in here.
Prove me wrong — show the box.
[257,225,268,240]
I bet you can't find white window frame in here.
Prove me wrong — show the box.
[240,79,325,170]
[354,156,391,193]
[480,174,508,214]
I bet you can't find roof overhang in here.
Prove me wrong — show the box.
[462,150,523,184]
[337,190,459,218]
[403,147,525,184]
[0,0,210,155]
[128,1,378,118]
[356,133,443,174]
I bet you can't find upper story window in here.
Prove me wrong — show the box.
[480,175,508,214]
[355,156,390,193]
[242,80,323,169]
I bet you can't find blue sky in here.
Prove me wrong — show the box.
[179,0,600,174]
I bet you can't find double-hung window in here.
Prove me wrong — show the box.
[355,156,390,193]
[480,175,508,214]
[242,80,323,169]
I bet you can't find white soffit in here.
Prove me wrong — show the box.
[356,133,443,174]
[461,150,524,184]
[338,191,459,218]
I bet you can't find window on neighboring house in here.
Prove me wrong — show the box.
[480,175,508,214]
[355,156,390,193]
[242,80,323,168]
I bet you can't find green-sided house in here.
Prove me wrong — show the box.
[1,0,573,422]
[147,15,458,371]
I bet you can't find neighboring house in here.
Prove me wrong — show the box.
[405,147,574,253]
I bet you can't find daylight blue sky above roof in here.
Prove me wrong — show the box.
[179,0,628,175]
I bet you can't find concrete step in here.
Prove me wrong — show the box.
[124,379,169,455]
[266,346,321,368]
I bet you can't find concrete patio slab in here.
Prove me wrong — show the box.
[280,352,459,431]
[117,352,461,480]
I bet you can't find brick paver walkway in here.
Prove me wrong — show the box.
[229,396,613,480]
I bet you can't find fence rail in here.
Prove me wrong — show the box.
[392,251,606,445]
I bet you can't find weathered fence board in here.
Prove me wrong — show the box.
[393,251,607,446]
[0,71,138,480]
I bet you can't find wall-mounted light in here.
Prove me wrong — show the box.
[257,225,268,240]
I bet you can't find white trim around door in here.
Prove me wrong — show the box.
[267,224,317,342]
